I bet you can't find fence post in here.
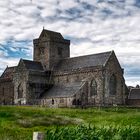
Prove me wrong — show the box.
[33,132,45,140]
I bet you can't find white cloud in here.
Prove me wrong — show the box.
[0,0,140,86]
[0,57,19,69]
[58,0,78,10]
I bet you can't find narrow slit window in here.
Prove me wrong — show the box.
[109,74,117,95]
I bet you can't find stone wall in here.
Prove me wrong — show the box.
[126,99,140,106]
[14,68,50,105]
[53,67,104,106]
[104,52,125,105]
[40,97,74,108]
[0,80,14,105]
[51,52,125,107]
[49,40,70,69]
[27,71,49,103]
[33,39,50,69]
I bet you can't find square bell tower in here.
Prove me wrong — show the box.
[33,29,70,70]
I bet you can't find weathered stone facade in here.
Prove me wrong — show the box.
[0,29,126,107]
[33,30,70,70]
[0,67,15,105]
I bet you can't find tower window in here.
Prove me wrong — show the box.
[39,47,44,55]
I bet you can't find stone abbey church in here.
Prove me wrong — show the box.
[0,29,126,107]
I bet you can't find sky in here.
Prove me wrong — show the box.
[0,0,140,86]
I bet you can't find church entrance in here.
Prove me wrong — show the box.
[72,99,81,106]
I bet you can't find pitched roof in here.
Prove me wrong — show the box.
[55,51,112,71]
[22,59,44,71]
[39,29,64,40]
[43,82,83,98]
[128,88,140,99]
[0,66,16,79]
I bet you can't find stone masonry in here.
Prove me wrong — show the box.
[0,29,126,107]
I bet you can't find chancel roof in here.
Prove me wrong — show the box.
[22,59,44,71]
[43,82,83,98]
[55,51,112,71]
[128,88,140,99]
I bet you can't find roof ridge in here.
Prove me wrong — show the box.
[103,50,114,66]
[6,66,17,69]
[22,59,41,64]
[55,51,113,71]
[62,51,112,60]
[22,59,33,62]
[39,29,64,39]
[43,29,61,34]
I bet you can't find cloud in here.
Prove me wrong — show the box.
[0,0,140,86]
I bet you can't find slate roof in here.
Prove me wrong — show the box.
[0,66,16,79]
[43,82,83,98]
[39,29,64,40]
[22,59,44,71]
[128,88,140,99]
[55,51,112,71]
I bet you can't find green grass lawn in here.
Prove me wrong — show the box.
[0,106,140,140]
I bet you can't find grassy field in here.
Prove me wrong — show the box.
[0,106,140,140]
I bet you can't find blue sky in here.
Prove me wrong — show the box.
[0,0,140,86]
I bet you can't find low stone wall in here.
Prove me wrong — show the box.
[126,99,140,106]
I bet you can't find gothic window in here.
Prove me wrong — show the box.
[121,80,123,95]
[109,74,117,95]
[52,99,54,105]
[77,99,81,105]
[72,99,82,105]
[81,92,85,101]
[90,79,97,96]
[17,84,23,98]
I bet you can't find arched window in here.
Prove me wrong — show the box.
[90,79,97,96]
[77,99,81,105]
[52,99,54,105]
[109,74,117,95]
[18,84,23,98]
